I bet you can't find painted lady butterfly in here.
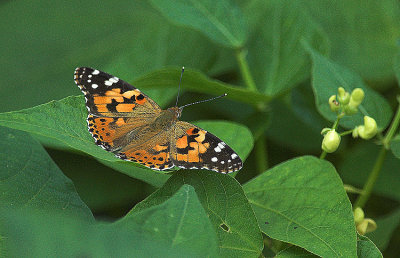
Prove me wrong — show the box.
[74,67,242,173]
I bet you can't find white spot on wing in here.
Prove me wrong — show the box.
[92,69,100,75]
[88,75,92,78]
[211,157,218,162]
[218,142,225,149]
[104,80,113,86]
[214,146,221,152]
[221,161,225,164]
[231,153,238,159]
[110,77,119,83]
[92,84,98,89]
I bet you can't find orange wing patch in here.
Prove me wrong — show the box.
[117,144,173,170]
[87,116,117,150]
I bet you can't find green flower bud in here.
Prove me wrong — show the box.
[329,95,340,112]
[350,88,365,106]
[321,129,341,153]
[338,87,350,105]
[356,218,377,235]
[353,116,378,140]
[353,207,364,224]
[343,104,358,115]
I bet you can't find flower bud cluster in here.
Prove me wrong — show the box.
[329,87,364,115]
[322,87,378,154]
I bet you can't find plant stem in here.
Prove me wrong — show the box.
[354,98,400,208]
[354,147,387,208]
[255,134,268,173]
[382,99,400,149]
[319,151,327,160]
[235,48,258,92]
[340,129,354,136]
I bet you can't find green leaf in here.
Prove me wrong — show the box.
[132,170,263,257]
[306,46,393,130]
[244,0,329,96]
[0,126,93,220]
[1,185,218,257]
[391,134,400,159]
[0,91,252,186]
[339,141,400,202]
[367,208,400,250]
[276,246,318,258]
[134,67,271,106]
[305,0,400,84]
[149,0,247,48]
[243,156,356,258]
[0,96,166,187]
[357,235,383,258]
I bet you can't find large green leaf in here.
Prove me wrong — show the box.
[339,141,400,202]
[1,185,218,257]
[391,135,400,159]
[0,91,253,186]
[0,96,165,187]
[150,0,247,48]
[367,208,400,250]
[306,46,393,130]
[357,235,383,258]
[132,170,263,257]
[243,156,357,257]
[304,0,400,84]
[0,126,93,220]
[244,0,329,96]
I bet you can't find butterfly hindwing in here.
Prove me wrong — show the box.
[116,128,175,171]
[171,121,242,173]
[74,67,161,117]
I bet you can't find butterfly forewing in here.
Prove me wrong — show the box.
[171,122,242,173]
[74,67,161,117]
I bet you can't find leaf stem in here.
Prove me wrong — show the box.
[235,48,258,92]
[382,97,400,149]
[255,134,268,173]
[354,147,387,208]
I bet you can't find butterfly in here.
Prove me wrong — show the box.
[74,67,242,173]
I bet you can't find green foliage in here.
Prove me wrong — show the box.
[244,156,356,257]
[1,0,400,257]
[150,0,247,48]
[357,235,383,258]
[306,45,393,129]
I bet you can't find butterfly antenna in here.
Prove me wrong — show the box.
[179,93,227,111]
[175,66,185,107]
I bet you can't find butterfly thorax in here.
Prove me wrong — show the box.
[151,107,180,130]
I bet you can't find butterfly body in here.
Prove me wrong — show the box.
[74,67,242,173]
